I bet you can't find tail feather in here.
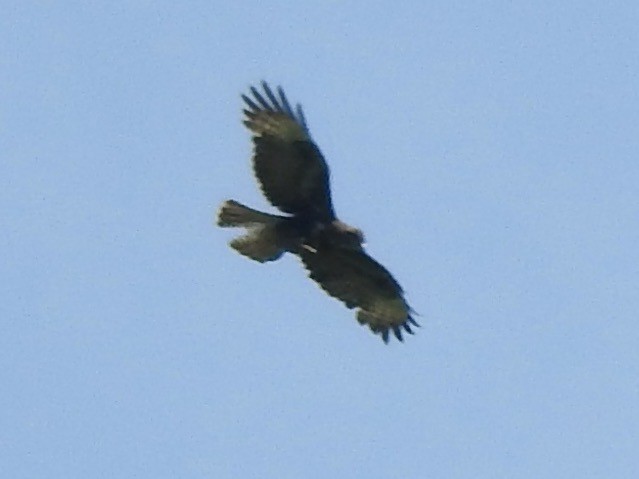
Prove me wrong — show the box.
[217,199,286,262]
[217,199,276,227]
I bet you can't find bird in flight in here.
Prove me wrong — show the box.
[217,82,418,342]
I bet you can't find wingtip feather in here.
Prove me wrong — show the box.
[392,326,404,342]
[242,94,259,111]
[261,82,283,111]
[250,86,272,111]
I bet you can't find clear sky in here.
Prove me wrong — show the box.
[2,2,638,478]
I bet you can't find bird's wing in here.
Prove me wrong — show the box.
[300,244,418,343]
[242,82,336,221]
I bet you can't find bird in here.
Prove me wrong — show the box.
[217,82,418,342]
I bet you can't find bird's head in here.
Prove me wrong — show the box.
[330,220,365,249]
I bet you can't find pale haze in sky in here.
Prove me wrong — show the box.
[2,2,638,478]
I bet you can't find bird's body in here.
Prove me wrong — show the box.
[217,82,417,342]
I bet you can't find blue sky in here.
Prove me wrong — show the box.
[2,2,638,478]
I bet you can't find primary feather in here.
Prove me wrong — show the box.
[243,82,336,222]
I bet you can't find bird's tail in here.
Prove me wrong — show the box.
[217,199,275,227]
[217,199,286,262]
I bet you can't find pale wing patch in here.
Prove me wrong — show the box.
[356,296,417,342]
[246,111,309,142]
[229,224,284,263]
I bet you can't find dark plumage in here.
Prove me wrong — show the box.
[217,82,417,342]
[241,84,335,222]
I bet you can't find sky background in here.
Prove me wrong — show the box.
[2,2,638,478]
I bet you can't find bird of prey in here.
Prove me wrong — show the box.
[217,82,418,342]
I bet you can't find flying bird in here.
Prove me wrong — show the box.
[217,82,418,342]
